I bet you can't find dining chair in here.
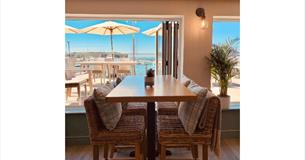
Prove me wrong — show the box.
[84,96,145,160]
[157,96,221,160]
[108,102,148,158]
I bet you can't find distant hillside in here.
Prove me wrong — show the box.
[68,52,128,58]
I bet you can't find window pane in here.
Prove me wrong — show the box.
[212,21,240,107]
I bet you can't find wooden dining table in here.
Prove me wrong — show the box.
[106,75,197,160]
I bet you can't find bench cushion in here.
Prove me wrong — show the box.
[93,83,122,130]
[178,81,208,134]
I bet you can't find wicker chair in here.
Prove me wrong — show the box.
[84,96,145,160]
[157,102,179,115]
[157,96,221,160]
[110,102,147,158]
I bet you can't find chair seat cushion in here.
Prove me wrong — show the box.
[124,102,147,116]
[178,81,208,135]
[93,115,145,143]
[157,102,178,115]
[93,83,122,131]
[158,115,211,144]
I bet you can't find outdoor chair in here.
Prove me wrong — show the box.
[92,64,104,83]
[116,64,133,77]
[65,71,89,100]
[157,96,221,160]
[65,57,90,100]
[84,96,145,160]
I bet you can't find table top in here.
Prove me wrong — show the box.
[106,75,197,102]
[79,60,138,65]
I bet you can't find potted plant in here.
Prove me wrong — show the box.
[145,68,155,87]
[206,38,239,109]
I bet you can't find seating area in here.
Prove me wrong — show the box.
[65,57,138,106]
[4,0,305,158]
[64,1,240,160]
[80,75,222,160]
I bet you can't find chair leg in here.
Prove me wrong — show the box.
[104,144,109,160]
[157,143,161,155]
[77,85,80,100]
[141,142,145,160]
[67,88,72,97]
[160,144,166,160]
[109,145,116,158]
[202,144,208,160]
[65,88,68,100]
[135,143,141,160]
[93,145,99,160]
[191,145,198,160]
[84,84,87,97]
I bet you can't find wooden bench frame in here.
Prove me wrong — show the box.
[65,76,89,100]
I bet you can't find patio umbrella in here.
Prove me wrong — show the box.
[142,24,162,74]
[65,25,81,34]
[65,25,81,56]
[82,21,140,59]
[142,23,162,36]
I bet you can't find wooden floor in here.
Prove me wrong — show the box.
[66,138,239,160]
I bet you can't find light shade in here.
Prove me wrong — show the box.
[196,8,208,29]
[201,19,209,29]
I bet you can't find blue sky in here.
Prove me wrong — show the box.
[65,20,239,53]
[212,21,240,45]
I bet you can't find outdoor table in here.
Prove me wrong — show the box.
[106,75,196,160]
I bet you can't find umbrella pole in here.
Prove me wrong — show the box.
[67,41,71,57]
[110,29,114,60]
[132,34,135,61]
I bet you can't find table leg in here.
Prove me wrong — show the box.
[147,102,156,160]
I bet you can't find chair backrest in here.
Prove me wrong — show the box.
[96,57,105,61]
[198,95,221,133]
[105,56,113,61]
[120,57,129,61]
[65,57,77,79]
[84,96,106,136]
[118,64,131,71]
[92,64,102,70]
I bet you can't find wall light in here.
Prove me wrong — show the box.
[196,8,208,29]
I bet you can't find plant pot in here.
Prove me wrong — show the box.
[145,76,154,87]
[218,95,230,109]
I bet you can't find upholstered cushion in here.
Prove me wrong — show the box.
[181,74,191,87]
[178,81,208,135]
[93,83,122,130]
